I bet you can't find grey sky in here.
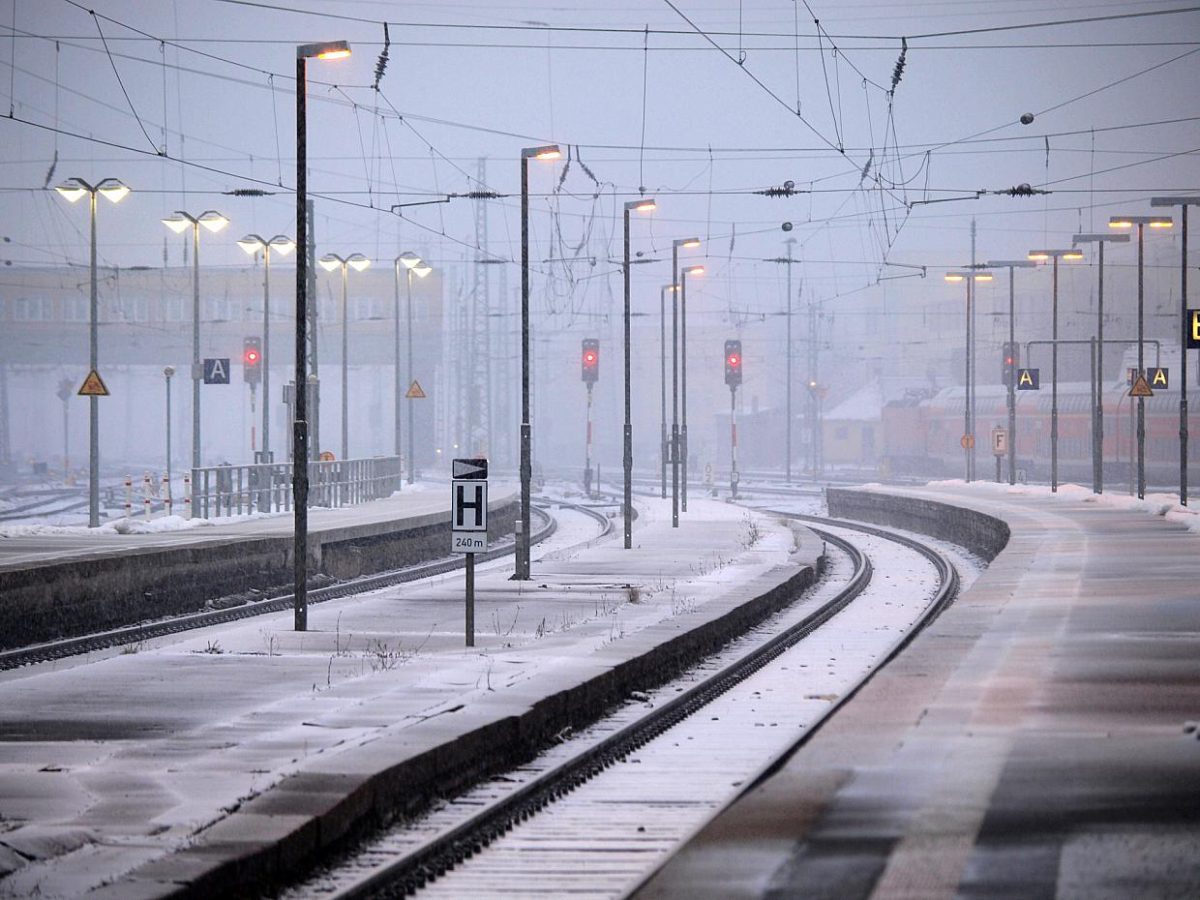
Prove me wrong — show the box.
[2,0,1198,365]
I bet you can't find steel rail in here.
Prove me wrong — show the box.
[318,517,957,899]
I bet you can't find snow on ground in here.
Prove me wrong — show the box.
[862,478,1200,534]
[0,496,800,898]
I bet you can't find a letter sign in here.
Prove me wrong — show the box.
[1017,368,1040,390]
[1188,309,1200,349]
[451,458,488,553]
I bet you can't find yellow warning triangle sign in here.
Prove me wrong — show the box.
[405,379,427,399]
[78,369,110,397]
[1130,373,1154,398]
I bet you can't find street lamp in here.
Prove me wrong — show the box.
[624,197,657,546]
[395,252,431,481]
[163,209,228,475]
[319,252,370,461]
[659,283,677,499]
[765,240,800,481]
[669,237,700,521]
[1150,195,1200,505]
[1067,235,1128,493]
[986,259,1038,486]
[1108,214,1174,498]
[294,38,351,632]
[945,269,993,482]
[679,264,704,513]
[1028,248,1085,492]
[518,143,561,579]
[55,176,129,527]
[238,234,294,461]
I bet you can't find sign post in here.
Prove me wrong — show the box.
[451,458,488,647]
[992,427,1008,483]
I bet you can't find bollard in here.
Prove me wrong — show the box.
[163,472,173,516]
[124,475,133,519]
[183,473,192,519]
[143,472,152,520]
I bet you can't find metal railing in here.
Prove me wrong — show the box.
[190,455,403,519]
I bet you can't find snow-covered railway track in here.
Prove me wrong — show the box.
[283,516,957,900]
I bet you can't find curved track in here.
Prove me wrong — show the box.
[281,513,958,899]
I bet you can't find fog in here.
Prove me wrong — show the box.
[1,0,1197,514]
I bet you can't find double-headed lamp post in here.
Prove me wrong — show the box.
[1028,248,1084,492]
[163,209,229,472]
[395,252,431,478]
[1150,196,1200,505]
[319,252,370,461]
[669,238,701,506]
[1108,215,1174,499]
[294,38,351,632]
[1067,234,1128,494]
[237,234,294,460]
[986,260,1038,486]
[624,197,657,547]
[518,144,562,579]
[944,269,992,482]
[55,176,130,527]
[679,264,704,513]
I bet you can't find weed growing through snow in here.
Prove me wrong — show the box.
[741,512,762,547]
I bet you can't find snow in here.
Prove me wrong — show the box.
[874,478,1200,535]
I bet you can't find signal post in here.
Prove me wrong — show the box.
[725,339,742,498]
[451,458,488,647]
[581,339,599,496]
[243,336,262,453]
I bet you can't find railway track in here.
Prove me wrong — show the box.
[278,512,958,899]
[0,502,585,672]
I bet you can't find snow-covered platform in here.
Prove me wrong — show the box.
[0,497,823,898]
[0,483,519,649]
[635,482,1200,899]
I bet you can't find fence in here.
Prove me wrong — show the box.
[189,455,403,519]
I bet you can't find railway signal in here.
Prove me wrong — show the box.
[581,339,599,384]
[242,337,262,386]
[581,339,599,494]
[1002,342,1019,387]
[724,340,742,388]
[725,339,742,498]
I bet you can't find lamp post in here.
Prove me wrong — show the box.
[1028,248,1084,492]
[238,234,294,460]
[54,176,130,527]
[986,260,1038,485]
[1108,215,1174,498]
[669,236,699,522]
[395,252,431,479]
[319,252,370,461]
[659,283,676,499]
[765,240,799,480]
[518,144,561,578]
[679,264,704,513]
[944,269,992,482]
[294,38,351,632]
[1067,235,1128,493]
[1150,196,1200,505]
[163,366,175,506]
[163,208,229,474]
[622,198,657,546]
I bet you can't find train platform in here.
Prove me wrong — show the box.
[0,482,483,570]
[635,482,1200,899]
[0,495,823,898]
[0,483,521,650]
